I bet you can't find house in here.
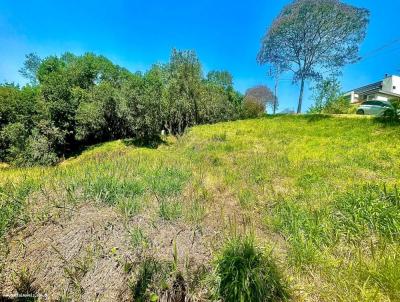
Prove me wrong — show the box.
[344,75,400,104]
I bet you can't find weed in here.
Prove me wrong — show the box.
[364,247,400,300]
[357,248,400,301]
[172,240,178,272]
[158,198,182,221]
[84,176,145,205]
[117,196,143,218]
[11,267,37,297]
[238,188,257,209]
[184,180,208,223]
[211,132,227,142]
[148,166,189,198]
[0,179,38,239]
[131,258,172,302]
[130,226,148,248]
[185,199,206,224]
[215,234,289,302]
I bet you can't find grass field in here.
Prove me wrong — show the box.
[1,115,399,301]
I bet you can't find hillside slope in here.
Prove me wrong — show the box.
[1,115,400,301]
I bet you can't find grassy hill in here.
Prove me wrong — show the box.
[1,115,399,301]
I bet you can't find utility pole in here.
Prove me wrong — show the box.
[268,66,280,114]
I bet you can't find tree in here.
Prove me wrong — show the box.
[245,85,275,112]
[121,70,164,140]
[0,83,20,128]
[19,53,42,86]
[309,78,352,114]
[309,78,341,113]
[18,120,65,166]
[257,0,369,113]
[199,81,239,123]
[0,122,27,162]
[163,49,203,134]
[37,52,132,145]
[207,71,233,90]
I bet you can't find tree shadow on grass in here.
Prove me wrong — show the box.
[303,114,332,122]
[373,116,400,128]
[122,136,168,149]
[264,114,332,122]
[264,113,295,119]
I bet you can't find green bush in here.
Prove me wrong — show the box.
[215,234,289,302]
[16,121,65,166]
[0,122,28,161]
[18,134,58,166]
[309,78,352,114]
[323,96,352,114]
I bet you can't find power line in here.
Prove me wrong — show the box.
[361,46,400,63]
[266,38,400,82]
[361,38,400,60]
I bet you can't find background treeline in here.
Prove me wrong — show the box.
[0,50,267,166]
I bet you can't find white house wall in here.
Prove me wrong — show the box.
[382,75,400,94]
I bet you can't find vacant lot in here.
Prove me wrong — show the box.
[1,115,399,301]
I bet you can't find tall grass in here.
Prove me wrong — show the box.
[215,234,289,302]
[0,178,39,239]
[268,199,333,267]
[334,184,400,241]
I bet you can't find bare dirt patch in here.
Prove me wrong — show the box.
[0,200,222,301]
[1,204,132,301]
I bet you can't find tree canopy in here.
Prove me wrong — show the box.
[245,85,275,108]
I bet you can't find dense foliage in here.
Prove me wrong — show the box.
[0,50,245,166]
[308,78,354,114]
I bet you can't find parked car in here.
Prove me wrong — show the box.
[356,100,399,116]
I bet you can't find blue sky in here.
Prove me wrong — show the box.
[1,0,400,112]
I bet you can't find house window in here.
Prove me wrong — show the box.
[393,86,397,90]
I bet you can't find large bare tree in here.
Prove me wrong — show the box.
[257,0,369,113]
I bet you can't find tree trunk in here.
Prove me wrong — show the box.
[297,78,305,114]
[273,78,278,115]
[190,91,199,125]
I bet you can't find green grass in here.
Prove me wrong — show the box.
[1,115,400,300]
[129,226,148,248]
[215,234,289,302]
[0,178,40,238]
[334,185,400,241]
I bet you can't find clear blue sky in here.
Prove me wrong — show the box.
[1,0,400,112]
